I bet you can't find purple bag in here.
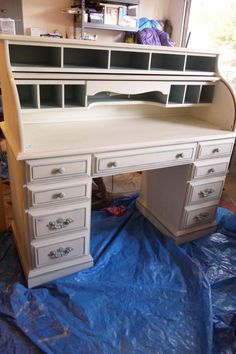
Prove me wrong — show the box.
[137,28,173,47]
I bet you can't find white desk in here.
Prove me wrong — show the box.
[0,35,235,287]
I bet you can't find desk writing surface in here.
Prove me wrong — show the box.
[19,115,235,159]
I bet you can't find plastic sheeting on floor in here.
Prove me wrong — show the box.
[0,195,236,354]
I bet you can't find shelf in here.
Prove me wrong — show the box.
[110,50,149,70]
[83,22,138,32]
[64,48,109,68]
[16,81,215,110]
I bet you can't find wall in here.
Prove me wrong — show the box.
[21,0,184,44]
[22,0,74,38]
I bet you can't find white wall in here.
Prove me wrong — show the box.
[22,0,74,38]
[21,0,184,44]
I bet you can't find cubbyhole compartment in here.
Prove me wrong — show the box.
[64,48,109,68]
[199,85,215,103]
[17,85,38,109]
[185,55,216,72]
[64,85,86,107]
[184,85,201,104]
[110,51,150,70]
[168,85,186,104]
[39,85,63,108]
[150,53,185,71]
[9,45,61,67]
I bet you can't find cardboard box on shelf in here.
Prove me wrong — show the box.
[0,18,15,35]
[101,4,119,25]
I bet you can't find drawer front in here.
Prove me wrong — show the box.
[94,144,196,175]
[26,155,91,182]
[196,139,234,160]
[187,177,224,204]
[28,203,90,238]
[32,236,86,267]
[192,158,230,179]
[182,204,217,228]
[27,179,91,206]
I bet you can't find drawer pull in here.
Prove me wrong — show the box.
[207,168,215,174]
[194,212,210,222]
[48,246,74,259]
[176,153,184,159]
[107,161,118,168]
[55,192,66,199]
[212,148,220,154]
[54,167,65,174]
[198,188,214,198]
[47,217,74,230]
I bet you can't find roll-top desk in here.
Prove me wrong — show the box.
[0,35,235,287]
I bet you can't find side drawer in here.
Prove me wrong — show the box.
[26,178,91,207]
[32,233,87,267]
[93,143,196,176]
[25,155,91,182]
[187,176,225,204]
[28,202,90,239]
[192,158,230,179]
[196,139,235,160]
[182,203,217,229]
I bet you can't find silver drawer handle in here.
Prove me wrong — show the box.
[199,188,214,198]
[47,217,74,230]
[212,148,220,154]
[48,246,74,259]
[53,167,65,174]
[194,212,210,222]
[107,161,118,168]
[207,168,215,174]
[176,153,184,159]
[54,192,65,199]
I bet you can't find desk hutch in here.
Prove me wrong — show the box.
[0,35,235,287]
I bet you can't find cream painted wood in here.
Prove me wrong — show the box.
[187,176,225,204]
[182,203,218,229]
[25,155,91,181]
[26,178,91,207]
[93,143,196,176]
[28,201,90,239]
[192,158,230,179]
[32,234,86,268]
[196,139,235,159]
[0,36,236,286]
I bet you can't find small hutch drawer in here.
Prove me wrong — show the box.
[27,178,91,207]
[25,155,91,182]
[28,202,90,239]
[192,157,230,179]
[32,235,86,267]
[187,177,225,204]
[196,139,235,160]
[182,203,217,228]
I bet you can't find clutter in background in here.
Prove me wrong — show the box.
[136,17,174,46]
[0,18,15,35]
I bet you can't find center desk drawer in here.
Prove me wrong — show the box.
[26,155,91,182]
[93,144,196,175]
[28,202,90,239]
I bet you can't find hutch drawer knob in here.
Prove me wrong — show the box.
[48,246,74,259]
[198,188,214,198]
[56,167,65,174]
[175,153,184,159]
[207,168,215,174]
[56,192,65,199]
[212,148,220,154]
[194,212,210,222]
[47,217,74,230]
[107,161,118,168]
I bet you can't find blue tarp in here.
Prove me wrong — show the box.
[0,195,236,354]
